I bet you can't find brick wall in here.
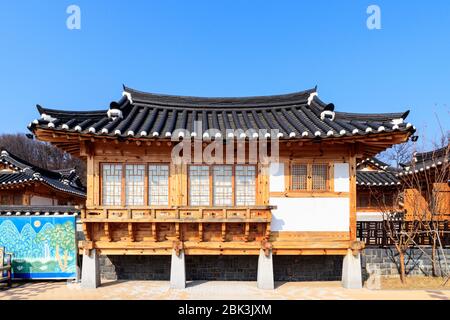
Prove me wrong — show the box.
[99,255,343,281]
[98,248,450,282]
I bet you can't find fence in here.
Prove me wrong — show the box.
[357,221,450,248]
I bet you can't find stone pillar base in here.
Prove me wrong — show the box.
[257,249,274,290]
[81,249,100,289]
[342,249,363,289]
[170,250,186,289]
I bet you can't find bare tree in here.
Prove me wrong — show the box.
[370,140,449,284]
[378,140,415,169]
[0,133,87,185]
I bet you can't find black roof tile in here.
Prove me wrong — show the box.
[0,149,86,198]
[30,86,414,141]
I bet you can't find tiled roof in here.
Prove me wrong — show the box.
[29,86,414,141]
[0,149,86,198]
[0,205,80,216]
[356,171,400,187]
[398,144,449,176]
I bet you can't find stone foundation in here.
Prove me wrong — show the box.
[99,255,343,281]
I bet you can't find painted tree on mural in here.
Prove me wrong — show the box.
[35,221,75,272]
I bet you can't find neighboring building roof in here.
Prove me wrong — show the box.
[0,205,80,216]
[0,149,86,198]
[356,171,400,187]
[356,157,396,171]
[398,143,449,176]
[356,157,400,187]
[29,86,414,141]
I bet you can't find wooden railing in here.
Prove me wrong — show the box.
[82,206,274,222]
[357,221,450,247]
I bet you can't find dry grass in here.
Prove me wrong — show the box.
[381,276,450,290]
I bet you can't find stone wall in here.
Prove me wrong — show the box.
[362,247,450,278]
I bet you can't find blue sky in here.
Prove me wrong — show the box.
[0,1,448,149]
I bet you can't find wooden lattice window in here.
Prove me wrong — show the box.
[291,164,308,190]
[189,166,210,206]
[149,164,169,205]
[235,165,256,205]
[212,166,233,206]
[125,165,145,206]
[102,164,122,206]
[312,164,328,191]
[290,163,330,192]
[357,192,370,208]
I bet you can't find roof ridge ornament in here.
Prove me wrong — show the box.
[307,92,318,106]
[122,90,133,104]
[320,103,335,121]
[107,102,123,120]
[40,113,57,123]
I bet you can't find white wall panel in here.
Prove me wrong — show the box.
[30,196,54,206]
[269,162,285,192]
[357,212,384,222]
[334,163,350,192]
[270,197,350,232]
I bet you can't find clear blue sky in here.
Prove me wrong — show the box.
[0,1,448,149]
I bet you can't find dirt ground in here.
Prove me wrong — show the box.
[0,280,449,300]
[381,276,450,290]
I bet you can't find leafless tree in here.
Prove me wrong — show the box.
[0,133,87,185]
[371,139,449,284]
[378,140,415,169]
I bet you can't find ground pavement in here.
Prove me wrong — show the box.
[0,280,449,300]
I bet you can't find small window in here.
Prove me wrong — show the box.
[312,164,328,191]
[235,165,256,205]
[290,163,330,192]
[357,193,369,208]
[125,165,145,206]
[189,166,210,206]
[213,166,233,206]
[1,195,9,205]
[149,165,169,205]
[13,194,22,205]
[102,164,122,206]
[292,164,307,190]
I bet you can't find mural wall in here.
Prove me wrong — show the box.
[0,216,77,279]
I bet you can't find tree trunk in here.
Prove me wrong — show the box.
[55,244,67,272]
[396,246,406,284]
[431,235,437,277]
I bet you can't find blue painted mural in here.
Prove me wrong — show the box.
[0,216,77,279]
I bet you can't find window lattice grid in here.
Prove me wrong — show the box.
[102,164,123,206]
[312,164,328,191]
[189,166,210,206]
[291,164,308,190]
[212,166,233,206]
[149,165,169,206]
[125,165,145,206]
[357,193,370,208]
[235,165,256,206]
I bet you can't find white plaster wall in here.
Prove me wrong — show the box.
[270,197,350,232]
[357,212,384,222]
[334,163,350,192]
[269,162,285,192]
[30,196,55,206]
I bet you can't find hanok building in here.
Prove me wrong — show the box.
[0,148,86,208]
[356,158,401,222]
[28,86,415,289]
